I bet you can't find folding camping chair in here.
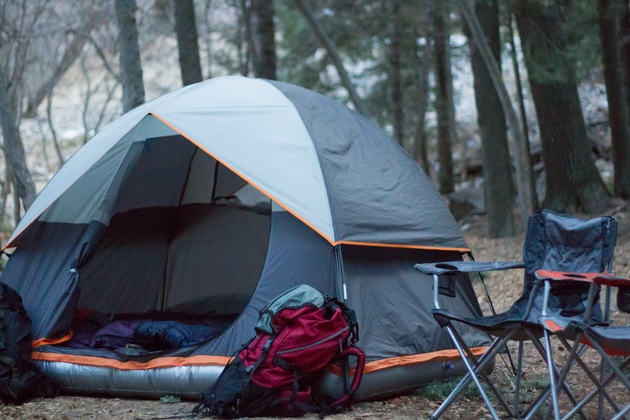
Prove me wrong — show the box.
[536,270,630,420]
[414,209,617,419]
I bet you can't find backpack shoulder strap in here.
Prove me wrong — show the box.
[324,296,359,344]
[315,345,367,418]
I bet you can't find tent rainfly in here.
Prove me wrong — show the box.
[1,76,489,400]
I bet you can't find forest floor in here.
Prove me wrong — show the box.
[2,204,630,419]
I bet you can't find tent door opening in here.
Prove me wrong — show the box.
[62,135,271,351]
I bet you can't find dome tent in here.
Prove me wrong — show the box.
[1,76,489,399]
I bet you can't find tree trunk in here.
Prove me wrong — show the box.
[466,0,515,237]
[506,8,534,187]
[0,69,36,211]
[412,38,432,175]
[292,0,369,117]
[410,0,434,176]
[24,25,95,118]
[46,92,64,167]
[433,4,455,194]
[599,0,630,198]
[174,0,203,86]
[388,0,404,145]
[458,0,535,229]
[238,0,252,76]
[515,0,610,213]
[115,0,145,113]
[621,3,630,114]
[250,0,277,79]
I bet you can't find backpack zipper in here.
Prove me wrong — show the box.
[275,326,348,355]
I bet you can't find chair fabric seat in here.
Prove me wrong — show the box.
[567,321,630,357]
[432,308,544,341]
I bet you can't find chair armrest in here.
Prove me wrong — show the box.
[592,274,630,288]
[414,261,524,312]
[414,260,525,276]
[535,270,627,287]
[535,270,619,321]
[535,269,596,284]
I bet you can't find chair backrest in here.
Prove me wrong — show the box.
[617,287,630,313]
[522,209,617,322]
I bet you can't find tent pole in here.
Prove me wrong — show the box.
[334,245,347,301]
[161,142,199,311]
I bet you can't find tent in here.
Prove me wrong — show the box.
[1,76,489,400]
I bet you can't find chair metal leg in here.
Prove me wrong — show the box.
[514,341,524,417]
[448,323,514,414]
[611,404,630,420]
[554,336,625,419]
[543,329,561,419]
[522,331,588,420]
[431,326,504,420]
[598,358,605,420]
[585,337,630,420]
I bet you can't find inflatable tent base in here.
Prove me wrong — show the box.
[33,347,491,400]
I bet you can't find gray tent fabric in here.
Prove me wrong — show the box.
[269,80,466,249]
[0,76,488,399]
[343,247,488,362]
[1,220,92,339]
[192,210,337,356]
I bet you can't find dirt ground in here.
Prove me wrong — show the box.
[2,205,630,419]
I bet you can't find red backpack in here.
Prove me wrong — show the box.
[193,284,365,418]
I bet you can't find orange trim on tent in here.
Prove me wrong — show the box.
[326,346,489,376]
[31,352,231,370]
[33,332,73,348]
[149,112,470,254]
[333,240,470,253]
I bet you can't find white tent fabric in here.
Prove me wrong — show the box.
[7,77,333,246]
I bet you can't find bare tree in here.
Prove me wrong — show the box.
[88,32,122,83]
[46,92,64,168]
[0,167,10,225]
[0,1,107,221]
[174,0,203,86]
[79,54,119,146]
[23,22,99,118]
[115,0,145,113]
[0,0,48,119]
[0,69,36,211]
